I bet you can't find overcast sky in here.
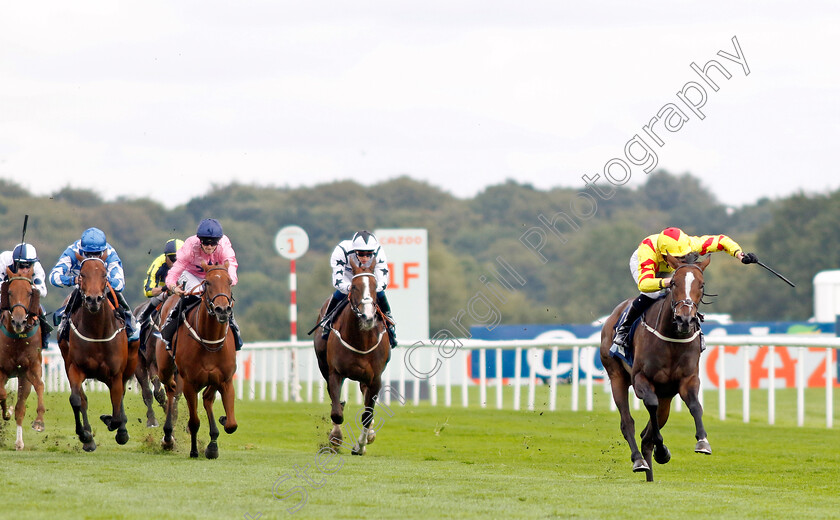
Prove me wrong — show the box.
[1,1,838,209]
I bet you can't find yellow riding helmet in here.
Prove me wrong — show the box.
[656,227,692,258]
[164,238,185,255]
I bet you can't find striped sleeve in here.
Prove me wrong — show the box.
[690,234,742,257]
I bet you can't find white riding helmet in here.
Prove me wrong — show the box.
[12,243,38,263]
[351,230,379,252]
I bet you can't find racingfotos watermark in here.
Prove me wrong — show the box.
[405,35,750,380]
[270,386,406,515]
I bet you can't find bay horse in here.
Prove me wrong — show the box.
[0,265,46,450]
[600,253,711,482]
[58,252,139,452]
[314,256,391,455]
[132,300,168,427]
[156,261,237,459]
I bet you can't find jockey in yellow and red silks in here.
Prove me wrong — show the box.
[611,227,757,353]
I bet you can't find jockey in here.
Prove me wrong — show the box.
[321,230,396,347]
[0,243,53,349]
[611,227,757,354]
[136,238,184,343]
[49,227,138,343]
[159,218,243,350]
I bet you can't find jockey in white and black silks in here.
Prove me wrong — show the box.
[321,230,397,347]
[49,227,138,343]
[0,243,53,349]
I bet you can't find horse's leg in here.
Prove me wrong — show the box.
[218,380,238,434]
[100,376,125,433]
[136,354,158,427]
[161,375,177,450]
[27,362,46,433]
[649,396,673,465]
[633,373,661,482]
[13,378,33,451]
[606,367,647,473]
[67,366,96,451]
[182,381,201,458]
[352,378,381,456]
[203,387,220,459]
[0,372,10,421]
[327,371,345,449]
[680,375,711,454]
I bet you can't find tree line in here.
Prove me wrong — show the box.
[0,170,834,341]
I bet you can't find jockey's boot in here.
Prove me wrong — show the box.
[139,292,166,327]
[611,294,657,354]
[56,288,82,344]
[160,296,188,350]
[230,311,243,351]
[376,291,397,347]
[114,290,138,339]
[321,294,343,340]
[39,313,53,349]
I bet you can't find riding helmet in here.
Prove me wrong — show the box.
[12,243,38,263]
[351,230,379,252]
[80,227,108,253]
[656,227,692,258]
[196,219,223,239]
[164,238,184,255]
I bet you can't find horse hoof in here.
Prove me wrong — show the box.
[2,412,10,421]
[31,420,45,432]
[205,441,219,459]
[223,423,237,435]
[116,429,129,445]
[695,439,712,455]
[147,418,159,428]
[654,444,671,464]
[367,430,376,445]
[83,440,97,452]
[190,450,199,458]
[632,458,650,472]
[80,430,94,444]
[15,440,24,451]
[100,414,119,431]
[161,437,175,451]
[219,416,226,426]
[351,446,366,456]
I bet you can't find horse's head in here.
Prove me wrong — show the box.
[665,252,710,335]
[201,261,234,324]
[348,255,377,331]
[76,251,109,313]
[2,266,40,335]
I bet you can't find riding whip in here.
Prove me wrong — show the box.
[15,214,29,263]
[756,260,796,288]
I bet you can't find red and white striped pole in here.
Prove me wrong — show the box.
[290,258,297,342]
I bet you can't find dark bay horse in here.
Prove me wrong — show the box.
[314,256,391,455]
[156,261,237,459]
[59,253,139,452]
[600,253,711,482]
[132,300,167,427]
[0,266,46,450]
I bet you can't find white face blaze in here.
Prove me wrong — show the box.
[684,271,695,302]
[360,274,376,321]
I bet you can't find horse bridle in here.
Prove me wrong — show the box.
[77,257,109,303]
[668,264,705,318]
[181,265,234,352]
[4,275,39,324]
[200,266,235,316]
[348,272,376,319]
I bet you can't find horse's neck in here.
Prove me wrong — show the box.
[77,305,118,336]
[192,300,227,336]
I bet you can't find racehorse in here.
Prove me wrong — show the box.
[156,261,237,459]
[58,252,139,452]
[600,253,712,482]
[132,300,168,427]
[0,265,46,450]
[314,255,391,455]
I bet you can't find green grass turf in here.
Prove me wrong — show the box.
[1,386,839,519]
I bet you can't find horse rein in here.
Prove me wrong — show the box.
[181,266,234,352]
[3,276,39,321]
[332,272,386,354]
[348,272,376,319]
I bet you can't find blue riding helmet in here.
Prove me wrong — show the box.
[80,227,107,253]
[196,218,223,239]
[12,243,38,263]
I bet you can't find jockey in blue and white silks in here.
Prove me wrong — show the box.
[321,230,396,347]
[50,227,137,342]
